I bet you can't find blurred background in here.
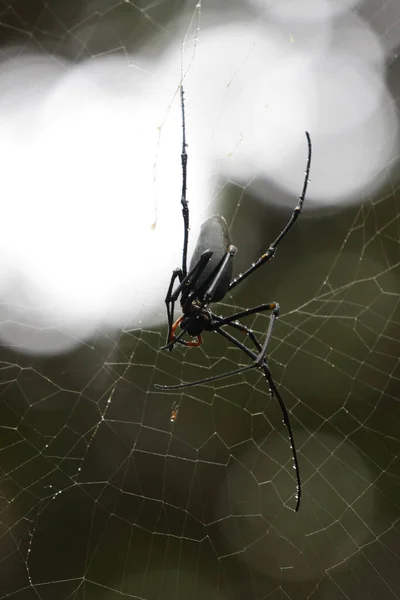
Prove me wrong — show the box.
[0,0,399,599]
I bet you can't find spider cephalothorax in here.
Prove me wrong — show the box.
[181,300,212,337]
[168,300,213,347]
[155,85,312,512]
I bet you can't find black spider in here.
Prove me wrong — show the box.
[155,86,312,511]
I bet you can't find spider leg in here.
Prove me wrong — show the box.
[180,85,189,277]
[215,327,301,511]
[224,319,262,353]
[170,250,213,305]
[163,85,190,344]
[164,268,183,346]
[213,302,279,348]
[254,305,279,366]
[260,363,301,512]
[222,320,272,397]
[229,132,312,293]
[202,245,237,306]
[154,324,301,510]
[154,363,257,390]
[213,302,280,374]
[214,302,278,326]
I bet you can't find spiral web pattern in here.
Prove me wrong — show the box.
[1,1,400,599]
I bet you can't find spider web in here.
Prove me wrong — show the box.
[1,1,400,599]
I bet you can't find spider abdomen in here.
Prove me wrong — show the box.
[189,215,233,303]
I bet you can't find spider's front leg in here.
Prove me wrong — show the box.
[228,132,312,293]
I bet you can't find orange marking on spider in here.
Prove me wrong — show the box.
[170,316,203,347]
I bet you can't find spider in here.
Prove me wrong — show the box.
[155,86,312,511]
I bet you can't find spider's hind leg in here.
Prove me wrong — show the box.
[212,301,280,395]
[213,302,280,362]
